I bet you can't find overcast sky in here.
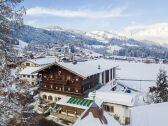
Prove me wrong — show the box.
[22,0,168,32]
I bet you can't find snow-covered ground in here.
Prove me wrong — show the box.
[110,60,168,92]
[107,45,122,53]
[131,102,168,126]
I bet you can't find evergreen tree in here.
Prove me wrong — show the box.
[150,69,168,103]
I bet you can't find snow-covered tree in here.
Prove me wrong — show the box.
[0,0,33,125]
[149,69,168,103]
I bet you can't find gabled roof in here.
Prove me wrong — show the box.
[33,58,117,79]
[19,66,44,75]
[73,102,120,126]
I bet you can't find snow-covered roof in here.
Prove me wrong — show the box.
[89,91,140,107]
[28,57,56,65]
[73,102,120,126]
[19,66,44,75]
[131,102,168,126]
[34,58,117,78]
[56,96,92,110]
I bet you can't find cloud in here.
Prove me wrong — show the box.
[24,20,38,26]
[26,6,128,18]
[123,23,168,44]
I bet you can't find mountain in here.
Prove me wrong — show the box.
[12,25,168,59]
[12,25,101,45]
[85,31,127,43]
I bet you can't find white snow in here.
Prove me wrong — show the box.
[131,102,168,126]
[29,57,56,66]
[19,66,44,75]
[18,40,28,48]
[91,45,105,49]
[73,104,120,126]
[86,31,127,44]
[35,58,117,78]
[122,43,139,47]
[89,91,141,107]
[107,45,122,53]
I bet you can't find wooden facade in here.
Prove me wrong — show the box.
[39,65,99,97]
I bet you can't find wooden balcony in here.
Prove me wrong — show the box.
[40,87,85,97]
[43,79,67,85]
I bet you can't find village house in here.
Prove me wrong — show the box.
[34,58,117,101]
[88,91,145,125]
[18,67,42,85]
[19,57,56,68]
[18,57,56,85]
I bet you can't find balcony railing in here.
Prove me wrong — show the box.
[43,79,67,85]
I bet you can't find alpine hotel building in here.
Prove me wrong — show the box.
[34,59,117,102]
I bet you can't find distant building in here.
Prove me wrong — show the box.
[18,67,42,85]
[20,57,56,68]
[34,59,117,101]
[18,57,56,85]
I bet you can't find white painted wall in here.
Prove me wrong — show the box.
[40,91,66,102]
[103,102,130,125]
[19,74,39,85]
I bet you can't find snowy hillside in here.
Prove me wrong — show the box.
[85,31,127,43]
[12,25,168,59]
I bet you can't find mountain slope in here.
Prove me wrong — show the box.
[12,25,101,45]
[12,25,168,59]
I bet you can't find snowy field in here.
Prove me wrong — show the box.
[131,102,168,126]
[110,60,168,92]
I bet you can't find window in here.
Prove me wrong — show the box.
[32,82,34,85]
[67,76,71,80]
[56,86,58,90]
[110,69,113,80]
[58,97,61,101]
[43,95,47,100]
[125,117,130,125]
[27,75,30,78]
[68,88,71,91]
[23,75,26,78]
[26,63,30,66]
[102,72,104,83]
[48,96,53,101]
[32,75,34,78]
[43,74,47,78]
[75,89,78,93]
[103,105,114,113]
[50,74,53,79]
[113,68,115,79]
[50,85,53,89]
